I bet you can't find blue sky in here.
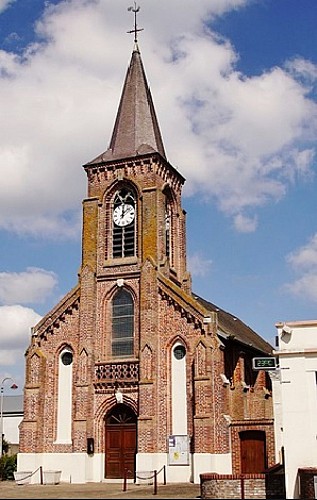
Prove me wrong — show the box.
[0,0,317,393]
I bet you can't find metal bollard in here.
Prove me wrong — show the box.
[123,468,128,491]
[153,469,157,495]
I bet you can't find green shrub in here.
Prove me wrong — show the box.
[0,454,17,481]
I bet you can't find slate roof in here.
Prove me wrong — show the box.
[86,45,166,165]
[194,293,273,354]
[2,395,23,415]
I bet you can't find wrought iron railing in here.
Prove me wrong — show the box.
[95,361,139,388]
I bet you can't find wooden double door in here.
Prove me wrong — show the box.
[105,404,137,479]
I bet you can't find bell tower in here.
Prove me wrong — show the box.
[81,44,191,290]
[77,34,193,477]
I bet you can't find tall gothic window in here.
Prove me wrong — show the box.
[112,289,134,357]
[113,188,136,258]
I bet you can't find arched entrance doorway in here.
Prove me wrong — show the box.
[105,403,137,479]
[240,430,266,473]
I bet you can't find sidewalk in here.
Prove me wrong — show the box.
[0,481,201,499]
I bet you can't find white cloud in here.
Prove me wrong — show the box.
[0,267,58,305]
[188,252,212,277]
[0,349,22,366]
[233,213,258,233]
[287,234,317,270]
[284,274,317,303]
[285,57,317,87]
[284,234,317,302]
[0,0,15,15]
[0,304,42,353]
[0,0,316,237]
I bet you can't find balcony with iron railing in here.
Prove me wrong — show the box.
[94,360,139,390]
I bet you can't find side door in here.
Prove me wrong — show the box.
[240,430,266,473]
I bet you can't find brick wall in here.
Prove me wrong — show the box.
[230,419,275,473]
[200,473,266,499]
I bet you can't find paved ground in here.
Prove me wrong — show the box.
[0,481,201,499]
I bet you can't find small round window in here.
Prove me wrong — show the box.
[173,345,186,360]
[61,351,73,366]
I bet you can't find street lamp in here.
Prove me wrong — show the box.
[0,377,18,456]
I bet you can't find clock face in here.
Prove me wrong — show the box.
[113,203,135,227]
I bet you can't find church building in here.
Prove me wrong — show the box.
[18,34,275,484]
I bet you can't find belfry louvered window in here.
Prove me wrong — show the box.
[112,289,134,357]
[112,188,136,258]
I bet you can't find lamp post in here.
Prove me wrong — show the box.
[0,377,18,456]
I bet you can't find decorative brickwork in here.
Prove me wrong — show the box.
[18,45,275,485]
[95,361,139,388]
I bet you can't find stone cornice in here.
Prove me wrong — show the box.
[84,153,184,194]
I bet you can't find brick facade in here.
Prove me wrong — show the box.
[18,46,275,484]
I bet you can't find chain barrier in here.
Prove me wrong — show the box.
[14,466,42,483]
[123,465,166,495]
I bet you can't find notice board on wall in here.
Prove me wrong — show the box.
[168,435,189,465]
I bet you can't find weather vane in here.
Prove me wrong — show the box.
[127,2,143,44]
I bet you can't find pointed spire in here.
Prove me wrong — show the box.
[109,46,166,159]
[87,46,166,165]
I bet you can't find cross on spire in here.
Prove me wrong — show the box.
[127,2,144,44]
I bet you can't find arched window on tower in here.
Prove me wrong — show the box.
[112,188,136,258]
[112,289,134,357]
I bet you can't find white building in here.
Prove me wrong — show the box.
[2,395,23,455]
[272,320,317,499]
